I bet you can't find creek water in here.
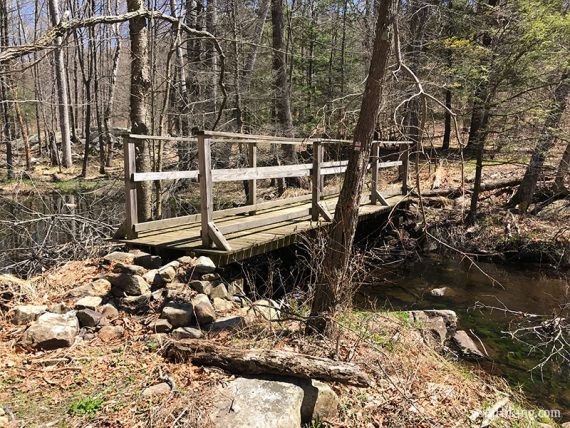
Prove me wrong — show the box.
[360,256,570,421]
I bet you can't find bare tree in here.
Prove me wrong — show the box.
[48,0,73,168]
[307,0,397,335]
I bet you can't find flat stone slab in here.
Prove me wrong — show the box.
[12,305,47,325]
[210,377,304,428]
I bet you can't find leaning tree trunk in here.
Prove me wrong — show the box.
[307,0,396,336]
[48,0,72,168]
[0,0,14,179]
[508,72,570,211]
[128,0,152,222]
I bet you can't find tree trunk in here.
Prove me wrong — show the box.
[307,0,396,336]
[206,0,218,122]
[167,340,371,386]
[104,36,121,167]
[48,0,72,168]
[271,0,298,190]
[128,0,152,222]
[554,141,570,193]
[242,0,271,88]
[442,88,452,150]
[0,1,14,179]
[508,72,570,211]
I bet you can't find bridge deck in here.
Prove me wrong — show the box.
[118,193,407,266]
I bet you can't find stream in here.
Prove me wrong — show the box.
[361,256,570,421]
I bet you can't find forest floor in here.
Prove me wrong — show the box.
[0,258,559,428]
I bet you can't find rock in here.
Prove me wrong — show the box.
[296,379,339,422]
[98,303,119,320]
[74,295,103,311]
[21,312,79,350]
[212,297,234,313]
[117,294,151,314]
[192,294,217,324]
[158,265,177,283]
[65,278,111,298]
[537,199,570,221]
[133,253,162,269]
[245,299,280,322]
[149,318,172,333]
[143,270,164,287]
[177,256,195,265]
[108,274,151,296]
[227,279,245,296]
[76,309,103,328]
[452,330,485,359]
[12,305,47,325]
[98,325,125,342]
[193,256,216,273]
[429,287,448,297]
[49,302,69,314]
[172,326,203,339]
[207,316,246,332]
[201,273,220,282]
[211,377,304,428]
[408,311,449,345]
[104,251,135,264]
[188,280,212,295]
[165,283,194,304]
[210,283,228,300]
[142,382,171,397]
[113,262,147,276]
[410,309,457,331]
[161,302,194,328]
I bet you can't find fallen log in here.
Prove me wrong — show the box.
[419,178,526,198]
[166,340,371,387]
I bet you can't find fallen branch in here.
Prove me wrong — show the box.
[166,340,371,386]
[419,178,532,198]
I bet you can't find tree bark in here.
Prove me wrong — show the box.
[128,0,152,222]
[167,340,371,386]
[242,0,271,88]
[48,0,72,168]
[307,0,396,336]
[554,141,570,193]
[508,72,570,211]
[0,1,14,179]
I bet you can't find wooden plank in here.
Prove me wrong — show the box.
[124,138,138,238]
[371,142,379,205]
[312,142,322,221]
[130,134,196,143]
[198,135,213,247]
[208,222,232,250]
[212,164,312,181]
[132,170,199,182]
[197,130,311,144]
[247,143,257,213]
[217,208,310,235]
[134,193,317,235]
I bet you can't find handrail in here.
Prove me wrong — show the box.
[123,131,411,246]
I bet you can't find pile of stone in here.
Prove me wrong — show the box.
[11,250,280,351]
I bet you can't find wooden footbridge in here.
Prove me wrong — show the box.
[117,131,410,265]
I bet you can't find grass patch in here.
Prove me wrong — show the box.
[68,396,103,417]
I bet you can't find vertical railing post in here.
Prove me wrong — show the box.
[312,141,322,221]
[247,142,257,214]
[197,133,213,247]
[371,141,379,204]
[401,143,409,195]
[124,136,138,238]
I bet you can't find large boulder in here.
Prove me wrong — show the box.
[133,252,162,269]
[76,309,103,328]
[408,311,449,345]
[212,297,234,313]
[161,302,194,328]
[192,294,216,325]
[189,280,212,295]
[210,283,228,300]
[21,312,79,350]
[108,274,150,296]
[112,262,147,276]
[12,305,48,325]
[210,378,304,428]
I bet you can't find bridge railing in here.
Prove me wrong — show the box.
[124,130,410,250]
